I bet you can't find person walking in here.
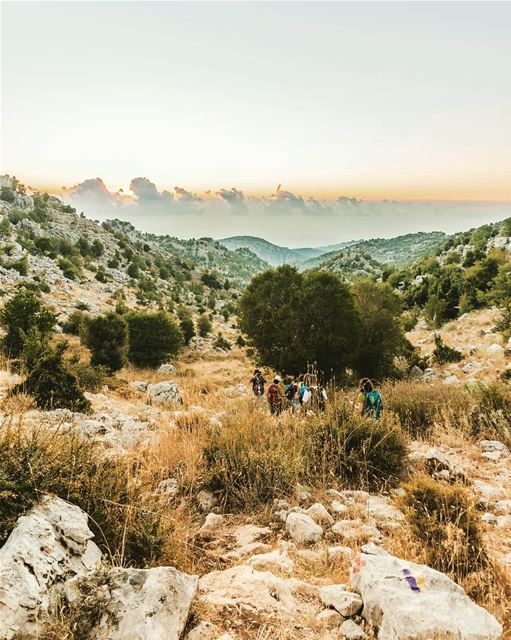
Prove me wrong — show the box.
[356,378,383,419]
[250,369,266,401]
[267,375,284,415]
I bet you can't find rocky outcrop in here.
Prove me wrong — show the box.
[350,544,502,640]
[285,511,323,545]
[0,496,102,640]
[147,381,182,406]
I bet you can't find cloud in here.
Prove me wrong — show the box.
[267,185,305,214]
[173,186,201,202]
[130,177,168,203]
[216,187,247,214]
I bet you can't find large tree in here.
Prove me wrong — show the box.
[239,266,361,378]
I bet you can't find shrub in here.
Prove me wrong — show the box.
[303,399,408,490]
[69,361,108,393]
[197,314,212,337]
[62,310,87,335]
[469,383,511,447]
[0,425,165,565]
[431,334,463,364]
[58,257,82,280]
[0,287,56,362]
[6,255,28,276]
[95,266,107,282]
[10,345,91,412]
[402,475,486,577]
[82,312,128,372]
[179,316,195,345]
[126,311,183,368]
[213,333,231,351]
[235,334,246,347]
[203,411,302,510]
[0,186,15,202]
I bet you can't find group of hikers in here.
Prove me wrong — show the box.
[250,369,383,419]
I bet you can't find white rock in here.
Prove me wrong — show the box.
[481,512,498,525]
[307,502,334,526]
[496,515,511,529]
[129,380,148,392]
[320,585,362,616]
[316,608,343,628]
[157,363,176,375]
[157,478,179,498]
[495,499,511,515]
[197,490,218,513]
[350,544,502,640]
[422,367,437,381]
[248,549,294,573]
[285,512,323,545]
[186,621,219,640]
[232,524,271,547]
[328,546,353,563]
[473,480,503,503]
[198,513,225,537]
[332,519,382,543]
[364,495,405,526]
[89,566,198,640]
[444,374,459,385]
[0,496,102,640]
[486,343,504,356]
[409,365,424,380]
[147,381,182,406]
[331,500,349,516]
[340,619,368,640]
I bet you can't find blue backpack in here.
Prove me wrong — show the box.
[364,390,383,419]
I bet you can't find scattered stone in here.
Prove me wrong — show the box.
[351,544,502,640]
[316,608,343,629]
[307,502,334,526]
[486,343,504,356]
[331,500,349,516]
[422,367,437,381]
[186,621,219,640]
[328,546,353,563]
[232,524,271,547]
[320,585,362,616]
[198,513,225,538]
[480,440,509,461]
[157,363,176,375]
[248,549,294,573]
[339,619,368,640]
[409,365,424,380]
[147,381,182,406]
[156,477,179,498]
[473,480,503,504]
[364,495,405,527]
[285,512,323,545]
[332,519,382,544]
[197,490,218,513]
[444,374,459,385]
[496,515,511,529]
[495,499,511,515]
[0,496,102,640]
[481,512,498,525]
[129,380,148,392]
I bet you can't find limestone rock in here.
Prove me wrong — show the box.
[129,380,148,392]
[157,363,176,375]
[350,544,502,640]
[186,621,219,640]
[89,566,198,640]
[332,519,382,543]
[0,495,102,640]
[409,365,424,380]
[147,381,182,406]
[197,490,219,513]
[285,511,323,545]
[486,343,504,356]
[198,513,225,538]
[317,608,343,629]
[340,619,368,640]
[248,549,294,573]
[307,502,334,526]
[320,585,362,616]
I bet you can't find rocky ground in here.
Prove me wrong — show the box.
[0,314,510,639]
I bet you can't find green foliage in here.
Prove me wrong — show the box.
[213,333,231,351]
[0,425,165,565]
[82,312,128,372]
[6,255,28,276]
[352,279,406,379]
[432,334,463,364]
[58,257,82,280]
[0,287,56,362]
[303,400,408,490]
[127,261,139,278]
[201,271,222,289]
[403,475,486,577]
[179,315,195,345]
[68,361,108,393]
[197,314,212,337]
[0,186,15,203]
[469,383,511,447]
[95,266,107,282]
[126,311,183,368]
[239,266,361,378]
[11,344,91,412]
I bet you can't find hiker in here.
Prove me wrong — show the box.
[267,375,284,415]
[300,373,327,412]
[250,369,266,400]
[357,378,383,419]
[284,376,299,412]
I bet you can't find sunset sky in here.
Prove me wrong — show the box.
[2,1,511,243]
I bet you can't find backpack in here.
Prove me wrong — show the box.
[267,384,281,405]
[364,390,383,419]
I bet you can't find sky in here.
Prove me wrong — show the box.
[2,1,511,245]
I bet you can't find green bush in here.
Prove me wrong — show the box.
[0,425,165,565]
[213,333,231,351]
[469,383,511,447]
[179,316,195,345]
[82,313,128,372]
[197,315,212,337]
[69,361,108,393]
[0,186,15,203]
[303,399,408,490]
[62,310,88,335]
[431,334,463,364]
[11,345,91,412]
[403,475,486,577]
[126,311,183,368]
[0,287,56,362]
[6,255,29,276]
[58,257,82,280]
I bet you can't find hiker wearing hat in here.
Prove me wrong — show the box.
[267,375,284,415]
[250,369,266,401]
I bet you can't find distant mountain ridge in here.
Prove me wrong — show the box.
[219,232,445,270]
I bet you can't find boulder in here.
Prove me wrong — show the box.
[186,621,219,640]
[197,490,218,513]
[350,544,502,640]
[157,363,176,375]
[248,549,294,573]
[78,566,198,640]
[319,585,362,616]
[285,512,323,545]
[316,608,343,629]
[0,496,102,640]
[444,375,459,385]
[408,365,424,380]
[198,513,225,538]
[422,367,437,381]
[129,380,148,392]
[147,381,182,406]
[486,343,504,356]
[332,519,382,543]
[364,495,405,527]
[480,440,509,461]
